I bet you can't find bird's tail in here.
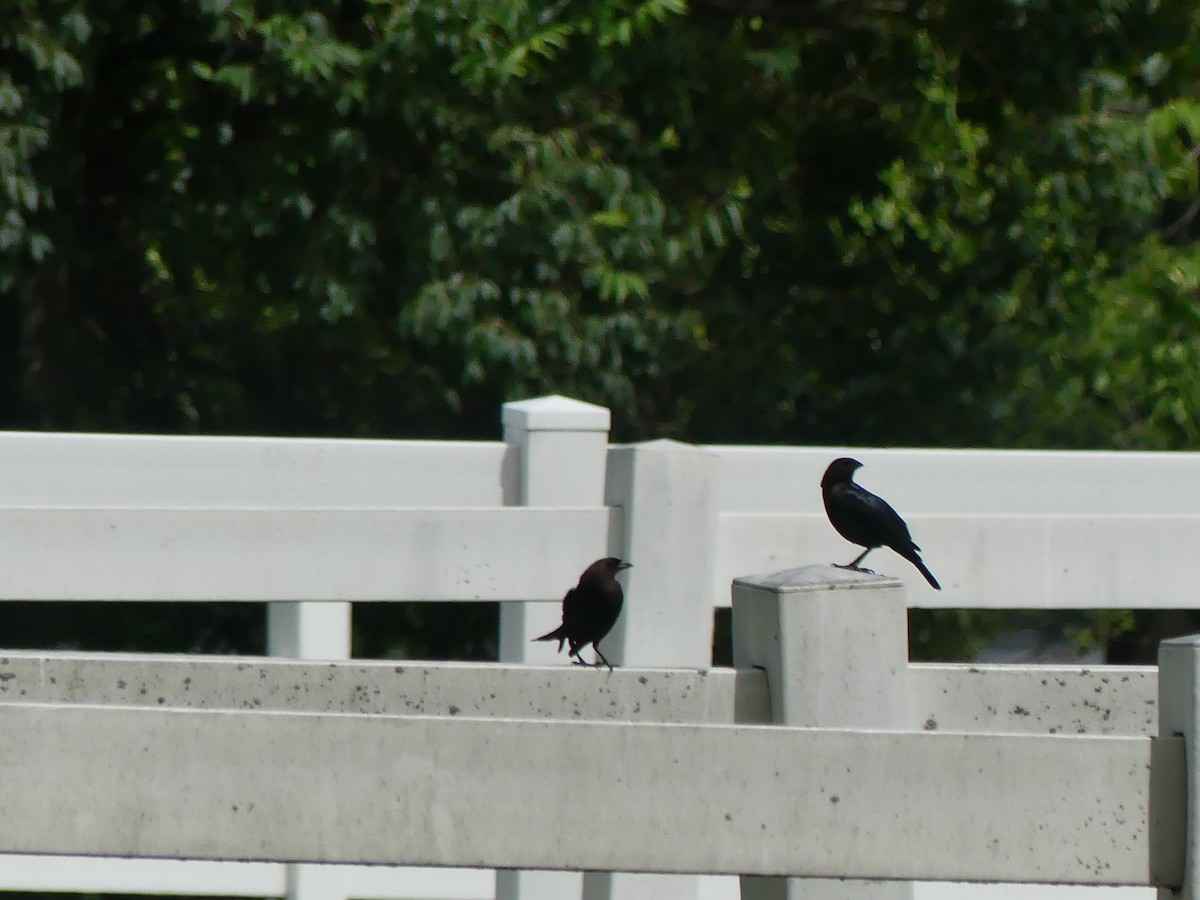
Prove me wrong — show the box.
[532,625,567,652]
[908,554,941,591]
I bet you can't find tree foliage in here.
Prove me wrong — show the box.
[4,0,1195,445]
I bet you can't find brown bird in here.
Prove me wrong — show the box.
[820,457,941,590]
[533,557,632,670]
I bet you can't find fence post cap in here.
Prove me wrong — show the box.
[1160,633,1200,652]
[610,438,716,455]
[502,395,611,432]
[733,564,904,595]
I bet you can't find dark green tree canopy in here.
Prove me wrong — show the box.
[5,0,1197,447]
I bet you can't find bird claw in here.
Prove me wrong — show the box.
[570,655,616,671]
[832,563,877,575]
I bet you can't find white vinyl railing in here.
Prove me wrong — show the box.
[0,395,1196,900]
[0,575,1186,896]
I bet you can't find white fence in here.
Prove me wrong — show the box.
[0,394,1197,900]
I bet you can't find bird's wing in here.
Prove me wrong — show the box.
[560,586,583,630]
[846,485,916,546]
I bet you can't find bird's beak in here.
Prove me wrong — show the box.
[617,561,633,571]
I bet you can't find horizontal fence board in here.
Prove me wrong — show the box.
[0,857,494,900]
[915,885,1156,900]
[0,857,285,896]
[0,508,616,601]
[0,652,770,724]
[0,703,1179,885]
[717,513,1200,608]
[0,433,513,507]
[8,434,1199,515]
[0,653,1161,738]
[706,446,1200,516]
[908,664,1158,736]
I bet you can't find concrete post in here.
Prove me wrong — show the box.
[732,564,911,900]
[601,440,719,667]
[1159,635,1200,900]
[267,603,352,659]
[269,604,352,900]
[498,395,612,900]
[581,440,720,900]
[499,394,612,663]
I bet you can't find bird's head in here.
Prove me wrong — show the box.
[821,457,863,488]
[582,557,633,583]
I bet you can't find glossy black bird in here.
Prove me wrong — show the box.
[820,457,941,590]
[533,557,632,670]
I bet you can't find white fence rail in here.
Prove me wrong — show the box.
[0,618,1184,899]
[0,702,1175,884]
[0,583,1186,890]
[707,445,1200,610]
[0,507,615,601]
[0,395,1197,900]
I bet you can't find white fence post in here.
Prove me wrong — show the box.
[498,395,612,900]
[601,439,719,667]
[1159,635,1200,900]
[499,394,612,661]
[732,565,911,900]
[268,603,352,900]
[581,439,720,900]
[267,603,352,659]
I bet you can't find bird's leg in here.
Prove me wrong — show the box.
[833,548,876,574]
[569,648,594,667]
[592,645,615,672]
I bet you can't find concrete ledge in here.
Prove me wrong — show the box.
[910,664,1158,736]
[0,653,771,724]
[0,702,1177,884]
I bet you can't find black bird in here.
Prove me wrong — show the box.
[820,457,941,590]
[533,557,632,670]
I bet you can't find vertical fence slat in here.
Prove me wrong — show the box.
[498,395,612,665]
[270,602,353,900]
[1158,636,1200,900]
[267,602,352,659]
[582,440,722,900]
[603,439,720,667]
[497,395,612,900]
